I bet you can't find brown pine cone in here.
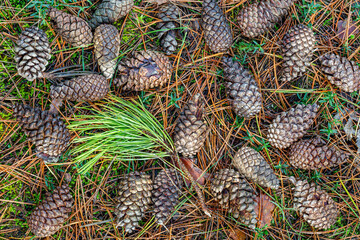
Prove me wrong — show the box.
[89,0,134,28]
[268,104,319,149]
[153,168,183,225]
[14,26,51,81]
[319,53,360,92]
[173,94,209,158]
[201,0,233,53]
[50,74,109,102]
[114,50,172,91]
[48,7,93,47]
[28,184,74,237]
[115,171,153,233]
[280,24,316,82]
[13,103,70,163]
[237,0,295,38]
[94,24,121,79]
[233,146,279,189]
[222,56,262,118]
[290,177,338,229]
[210,168,257,229]
[289,138,348,170]
[156,4,181,55]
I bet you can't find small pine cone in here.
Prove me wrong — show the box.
[153,168,183,225]
[13,103,70,163]
[210,168,257,229]
[50,74,109,102]
[319,53,360,92]
[14,26,51,81]
[291,178,338,229]
[289,138,348,170]
[233,146,280,189]
[237,0,294,38]
[89,0,134,28]
[28,184,74,237]
[201,0,233,53]
[268,104,319,149]
[115,171,153,233]
[114,51,172,91]
[280,24,316,82]
[94,25,121,79]
[222,56,262,118]
[173,94,208,158]
[48,7,93,47]
[156,4,181,55]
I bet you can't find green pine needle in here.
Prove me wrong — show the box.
[69,95,175,174]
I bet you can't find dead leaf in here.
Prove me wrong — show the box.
[254,193,275,228]
[144,0,167,4]
[337,20,359,40]
[179,158,209,185]
[227,229,248,240]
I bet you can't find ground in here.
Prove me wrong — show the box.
[0,0,360,239]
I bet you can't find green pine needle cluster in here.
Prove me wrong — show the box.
[69,95,175,174]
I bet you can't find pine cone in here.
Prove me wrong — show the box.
[237,0,294,38]
[115,171,153,233]
[289,138,348,170]
[210,168,257,229]
[233,146,279,189]
[268,104,319,149]
[156,4,181,55]
[50,74,109,102]
[222,56,262,118]
[48,7,93,47]
[89,0,134,28]
[94,24,121,79]
[280,24,316,82]
[13,103,70,163]
[291,178,338,229]
[114,51,172,91]
[14,26,51,81]
[201,0,233,53]
[28,184,74,237]
[319,53,360,92]
[173,94,209,158]
[153,168,183,225]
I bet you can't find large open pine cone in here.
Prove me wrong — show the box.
[115,171,153,233]
[210,168,257,229]
[153,168,183,225]
[280,24,316,82]
[319,53,360,92]
[290,178,338,229]
[156,3,181,55]
[114,50,172,91]
[15,26,51,81]
[50,74,109,102]
[28,184,74,237]
[94,24,121,79]
[237,0,294,38]
[201,0,232,53]
[289,137,348,170]
[222,56,262,118]
[268,104,318,149]
[48,7,93,47]
[13,103,70,163]
[89,0,134,28]
[233,146,279,189]
[173,94,209,158]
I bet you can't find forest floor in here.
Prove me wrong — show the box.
[1,0,360,239]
